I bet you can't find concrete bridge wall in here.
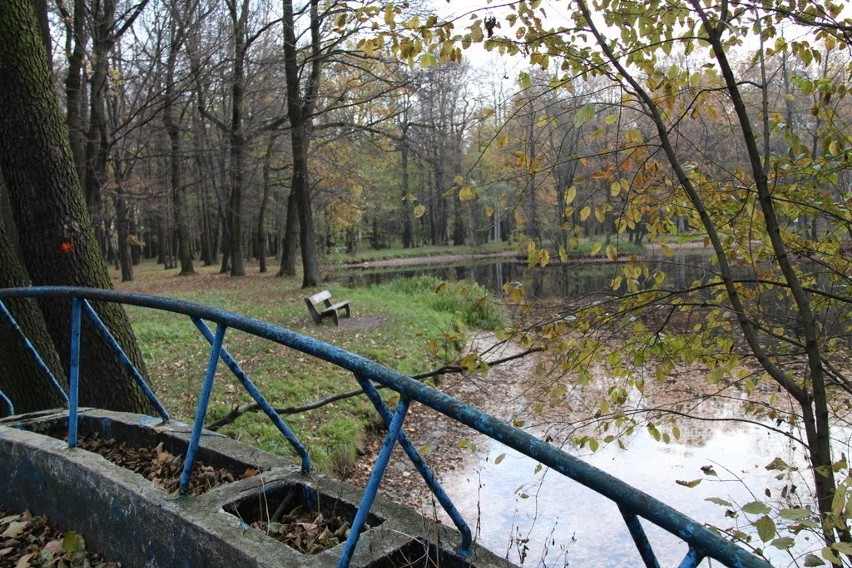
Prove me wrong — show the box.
[0,409,512,568]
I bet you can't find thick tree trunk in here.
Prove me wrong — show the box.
[64,0,86,189]
[400,142,413,248]
[282,0,321,288]
[277,188,299,277]
[0,223,67,414]
[0,0,154,414]
[164,13,195,277]
[226,0,249,277]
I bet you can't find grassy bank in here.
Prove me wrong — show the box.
[112,261,506,474]
[323,237,647,266]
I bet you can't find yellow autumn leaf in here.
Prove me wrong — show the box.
[565,185,576,204]
[606,244,618,261]
[626,129,644,145]
[485,206,494,217]
[579,206,591,222]
[495,131,509,149]
[459,186,476,201]
[413,204,426,218]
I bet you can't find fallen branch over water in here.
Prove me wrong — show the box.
[205,346,542,431]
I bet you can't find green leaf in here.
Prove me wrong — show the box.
[420,53,436,68]
[831,542,852,555]
[573,103,596,128]
[779,507,812,520]
[741,501,771,515]
[676,479,702,488]
[62,530,83,553]
[705,497,733,507]
[519,71,532,89]
[707,367,725,382]
[755,515,776,542]
[765,457,792,471]
[494,453,506,464]
[770,537,795,550]
[803,553,825,566]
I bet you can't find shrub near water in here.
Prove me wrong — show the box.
[383,276,508,330]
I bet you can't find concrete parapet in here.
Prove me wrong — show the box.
[0,409,513,568]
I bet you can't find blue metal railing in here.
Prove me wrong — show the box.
[0,287,772,568]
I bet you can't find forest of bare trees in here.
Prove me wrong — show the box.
[12,0,826,286]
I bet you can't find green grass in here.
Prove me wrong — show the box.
[112,260,507,475]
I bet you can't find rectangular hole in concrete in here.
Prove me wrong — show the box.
[22,415,264,494]
[365,538,474,568]
[223,482,384,554]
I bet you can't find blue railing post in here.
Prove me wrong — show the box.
[355,373,473,559]
[179,322,226,494]
[338,395,411,568]
[67,298,82,448]
[192,318,311,473]
[619,505,660,568]
[678,546,705,568]
[81,301,170,422]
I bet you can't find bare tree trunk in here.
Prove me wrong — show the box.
[282,0,321,287]
[257,135,276,273]
[277,185,299,276]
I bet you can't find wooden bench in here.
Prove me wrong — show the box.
[304,290,351,326]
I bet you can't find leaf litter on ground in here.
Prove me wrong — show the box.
[0,508,119,567]
[64,434,349,554]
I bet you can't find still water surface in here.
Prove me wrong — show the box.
[434,397,817,567]
[335,253,835,566]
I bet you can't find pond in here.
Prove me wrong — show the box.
[334,251,837,566]
[332,249,716,299]
[431,395,816,567]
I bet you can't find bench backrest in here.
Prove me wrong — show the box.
[307,290,332,306]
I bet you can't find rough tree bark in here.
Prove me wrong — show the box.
[0,222,67,414]
[0,0,154,414]
[281,0,321,287]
